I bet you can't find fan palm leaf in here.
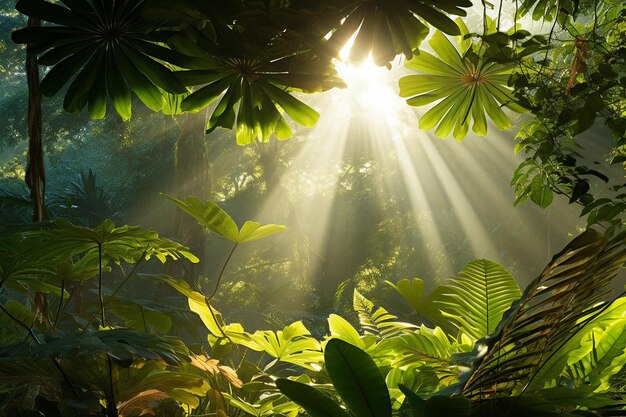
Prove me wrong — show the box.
[321,0,472,65]
[399,24,528,140]
[12,0,189,120]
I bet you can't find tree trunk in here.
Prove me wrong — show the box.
[25,17,45,222]
[172,112,211,279]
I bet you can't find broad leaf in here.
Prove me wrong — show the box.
[250,322,322,370]
[276,378,351,417]
[324,338,391,417]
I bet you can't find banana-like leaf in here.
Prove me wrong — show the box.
[322,0,472,65]
[12,0,187,120]
[434,259,521,340]
[324,338,392,417]
[461,229,626,399]
[399,24,527,140]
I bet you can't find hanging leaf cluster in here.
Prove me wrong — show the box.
[169,13,345,145]
[11,0,188,120]
[321,0,472,65]
[399,22,528,141]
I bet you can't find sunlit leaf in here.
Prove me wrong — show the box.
[161,194,239,242]
[400,29,527,140]
[238,221,287,243]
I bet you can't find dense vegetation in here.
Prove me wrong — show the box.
[0,1,625,416]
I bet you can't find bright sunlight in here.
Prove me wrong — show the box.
[334,39,404,115]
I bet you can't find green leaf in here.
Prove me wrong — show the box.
[115,46,164,112]
[530,175,554,208]
[328,314,365,349]
[40,47,95,97]
[462,230,626,399]
[180,75,235,113]
[237,221,287,243]
[435,259,521,339]
[259,82,319,128]
[161,194,239,242]
[412,4,461,35]
[187,290,226,337]
[324,339,391,417]
[251,322,322,370]
[106,50,132,120]
[276,379,351,417]
[386,278,425,315]
[119,43,187,95]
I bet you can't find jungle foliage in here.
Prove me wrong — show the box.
[1,0,626,416]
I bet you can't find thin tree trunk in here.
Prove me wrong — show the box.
[25,17,45,222]
[172,112,211,279]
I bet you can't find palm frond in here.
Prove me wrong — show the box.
[461,229,626,399]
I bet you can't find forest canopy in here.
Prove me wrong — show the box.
[0,0,625,416]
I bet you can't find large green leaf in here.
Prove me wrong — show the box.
[378,325,458,368]
[353,289,417,338]
[0,329,190,367]
[161,194,238,242]
[169,15,344,145]
[324,338,391,417]
[33,219,198,264]
[386,278,425,313]
[276,379,351,417]
[434,259,521,340]
[529,297,626,390]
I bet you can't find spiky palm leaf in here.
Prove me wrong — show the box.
[529,297,626,390]
[461,229,626,399]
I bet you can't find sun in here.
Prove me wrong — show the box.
[333,40,403,115]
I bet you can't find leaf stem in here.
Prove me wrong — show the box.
[52,279,65,329]
[98,243,105,326]
[207,242,238,301]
